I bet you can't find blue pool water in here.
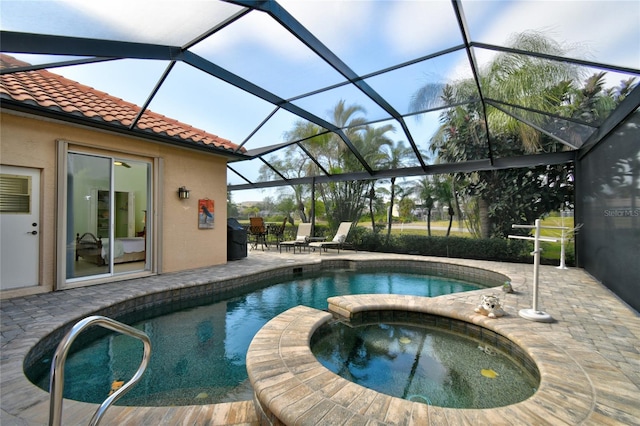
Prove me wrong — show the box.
[29,270,483,406]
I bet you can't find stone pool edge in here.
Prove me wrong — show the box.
[247,297,595,426]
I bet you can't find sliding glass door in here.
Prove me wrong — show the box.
[66,152,150,282]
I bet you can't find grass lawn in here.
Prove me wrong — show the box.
[388,221,470,238]
[388,217,575,263]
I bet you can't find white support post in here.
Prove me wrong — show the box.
[531,219,542,313]
[557,227,568,270]
[509,219,558,323]
[557,211,569,269]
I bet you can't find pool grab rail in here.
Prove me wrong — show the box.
[48,315,152,426]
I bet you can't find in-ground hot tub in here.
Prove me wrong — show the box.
[310,317,539,409]
[246,294,593,425]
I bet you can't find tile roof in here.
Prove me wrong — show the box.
[0,54,243,153]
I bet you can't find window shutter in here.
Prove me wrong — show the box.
[0,174,31,213]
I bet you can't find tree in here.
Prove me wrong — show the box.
[398,197,415,222]
[433,175,457,236]
[260,100,397,230]
[313,101,394,229]
[357,125,395,232]
[247,206,260,218]
[411,31,583,237]
[482,31,584,152]
[275,196,296,224]
[366,186,377,232]
[381,141,414,241]
[415,177,436,236]
[227,190,239,218]
[257,123,324,223]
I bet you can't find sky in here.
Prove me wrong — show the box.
[2,0,639,203]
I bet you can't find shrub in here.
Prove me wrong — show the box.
[353,227,544,264]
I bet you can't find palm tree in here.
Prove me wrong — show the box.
[366,185,377,232]
[415,177,436,236]
[411,31,583,238]
[359,125,396,232]
[312,101,397,228]
[483,31,584,152]
[258,120,327,222]
[433,175,457,236]
[381,141,414,241]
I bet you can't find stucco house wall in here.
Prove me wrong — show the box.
[1,111,229,299]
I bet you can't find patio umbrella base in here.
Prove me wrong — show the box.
[519,308,553,322]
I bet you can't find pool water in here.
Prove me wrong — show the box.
[29,270,483,406]
[311,321,538,409]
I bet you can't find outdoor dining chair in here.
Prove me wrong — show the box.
[268,217,288,249]
[249,217,268,250]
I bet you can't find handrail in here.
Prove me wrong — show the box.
[48,315,152,426]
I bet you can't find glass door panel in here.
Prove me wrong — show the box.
[67,153,111,279]
[113,159,149,274]
[66,153,151,282]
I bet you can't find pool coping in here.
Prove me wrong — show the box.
[247,297,594,425]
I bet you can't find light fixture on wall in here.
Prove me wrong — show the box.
[177,186,190,200]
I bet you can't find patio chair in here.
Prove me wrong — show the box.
[268,217,288,248]
[309,222,353,254]
[249,217,268,250]
[279,223,312,253]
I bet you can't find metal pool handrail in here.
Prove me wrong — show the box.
[48,315,152,426]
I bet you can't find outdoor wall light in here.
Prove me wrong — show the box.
[178,186,190,200]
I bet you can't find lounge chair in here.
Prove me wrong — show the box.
[309,222,353,254]
[279,223,312,253]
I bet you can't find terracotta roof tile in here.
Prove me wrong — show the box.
[0,54,242,153]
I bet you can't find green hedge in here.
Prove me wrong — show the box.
[254,222,574,266]
[351,227,574,265]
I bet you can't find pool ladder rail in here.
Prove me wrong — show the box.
[48,315,152,426]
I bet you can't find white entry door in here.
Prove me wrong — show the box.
[0,165,40,290]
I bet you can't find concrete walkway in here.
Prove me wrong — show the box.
[1,249,638,425]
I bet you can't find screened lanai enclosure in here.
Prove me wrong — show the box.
[1,1,639,310]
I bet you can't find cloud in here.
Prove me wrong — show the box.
[447,0,639,86]
[383,0,462,56]
[468,0,639,69]
[61,0,239,45]
[195,11,318,63]
[278,0,374,57]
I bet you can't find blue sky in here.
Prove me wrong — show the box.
[2,0,639,203]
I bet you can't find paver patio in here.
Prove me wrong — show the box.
[1,249,638,425]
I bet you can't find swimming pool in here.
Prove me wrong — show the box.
[27,269,485,406]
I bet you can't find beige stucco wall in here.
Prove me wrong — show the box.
[0,111,230,298]
[161,146,228,273]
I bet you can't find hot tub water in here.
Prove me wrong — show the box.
[311,321,538,409]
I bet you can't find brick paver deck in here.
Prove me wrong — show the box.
[1,249,639,425]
